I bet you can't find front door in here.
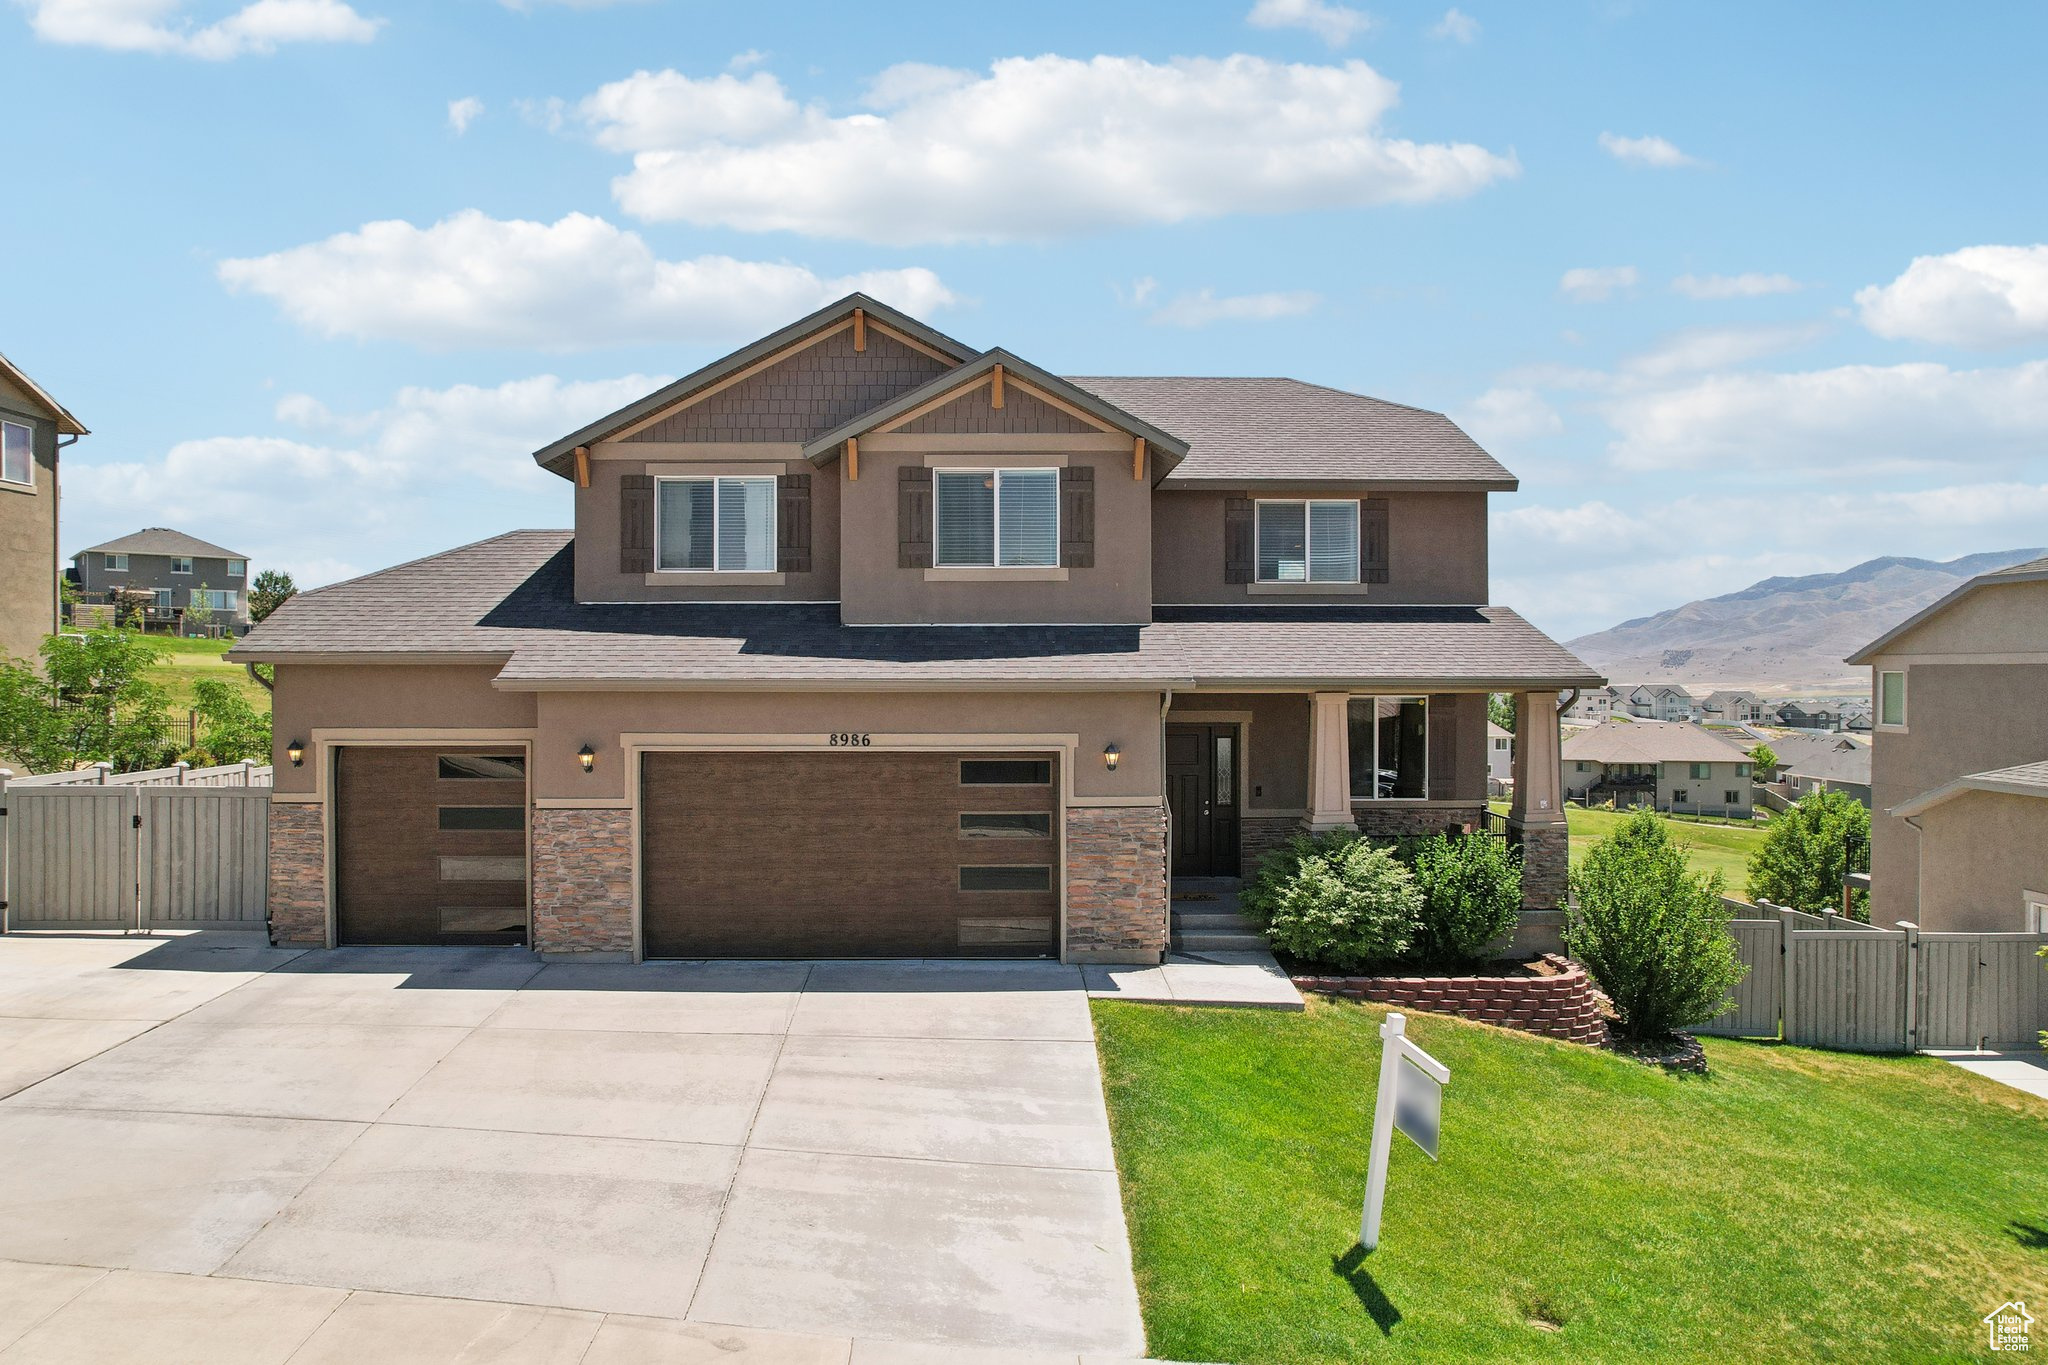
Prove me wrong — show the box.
[1165,724,1240,877]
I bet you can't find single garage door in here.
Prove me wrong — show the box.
[641,751,1061,959]
[333,746,529,946]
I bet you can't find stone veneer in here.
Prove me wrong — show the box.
[1512,822,1570,911]
[1238,814,1302,876]
[1295,953,1605,1045]
[1066,804,1168,964]
[531,807,635,958]
[267,801,327,947]
[1353,803,1488,839]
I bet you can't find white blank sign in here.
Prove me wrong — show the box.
[1394,1055,1441,1161]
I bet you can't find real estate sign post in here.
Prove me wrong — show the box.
[1360,1011,1450,1252]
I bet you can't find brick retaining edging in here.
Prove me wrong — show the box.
[1293,953,1605,1044]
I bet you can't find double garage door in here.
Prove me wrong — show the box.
[332,746,1060,957]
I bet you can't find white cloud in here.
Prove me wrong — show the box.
[578,68,799,153]
[498,0,647,8]
[1149,288,1319,328]
[1600,358,2048,472]
[592,55,1518,245]
[727,48,766,72]
[21,0,381,58]
[1428,7,1479,41]
[1619,322,1827,378]
[1246,0,1372,47]
[447,96,484,134]
[1671,271,1803,300]
[1854,244,2048,348]
[64,372,664,588]
[216,210,956,350]
[1559,265,1638,302]
[1457,387,1562,443]
[1598,131,1699,168]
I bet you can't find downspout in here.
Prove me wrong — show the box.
[1159,687,1174,950]
[245,662,275,694]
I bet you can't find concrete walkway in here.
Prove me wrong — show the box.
[1928,1048,2048,1101]
[0,934,1152,1362]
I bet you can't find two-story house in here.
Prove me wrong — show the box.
[1562,719,1754,816]
[0,351,87,662]
[1563,685,1621,723]
[1622,684,1698,722]
[1699,689,1765,725]
[231,296,1600,962]
[70,529,251,635]
[1849,554,2048,932]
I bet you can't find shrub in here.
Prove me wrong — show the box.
[1567,810,1747,1039]
[1747,789,1870,917]
[1242,828,1419,971]
[1406,832,1523,965]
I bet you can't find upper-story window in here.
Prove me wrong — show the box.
[104,554,129,572]
[170,557,194,575]
[934,468,1058,568]
[226,559,246,578]
[656,475,776,572]
[1878,669,1907,727]
[1,420,31,487]
[1257,499,1358,583]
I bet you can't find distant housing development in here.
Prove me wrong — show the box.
[68,527,251,636]
[1563,719,1754,817]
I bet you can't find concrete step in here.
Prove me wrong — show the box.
[1171,910,1254,931]
[1172,930,1270,953]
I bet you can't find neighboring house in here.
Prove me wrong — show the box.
[1780,737,1872,807]
[1839,703,1874,732]
[69,528,251,635]
[1849,554,2048,932]
[1563,685,1620,722]
[1699,689,1766,725]
[0,351,87,662]
[231,294,1601,961]
[1621,684,1697,722]
[1562,719,1754,816]
[1486,721,1514,795]
[1775,701,1845,732]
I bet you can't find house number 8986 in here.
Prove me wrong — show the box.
[828,732,872,746]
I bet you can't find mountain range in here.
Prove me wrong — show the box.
[1564,548,2046,693]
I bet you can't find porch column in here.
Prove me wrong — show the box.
[1509,690,1570,911]
[1305,691,1354,832]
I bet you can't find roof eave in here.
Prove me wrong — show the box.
[488,674,1196,693]
[0,350,89,436]
[1846,566,2048,664]
[1157,475,1519,493]
[224,649,515,666]
[1892,773,2048,819]
[529,294,979,477]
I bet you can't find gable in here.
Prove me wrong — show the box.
[1870,578,2048,660]
[892,376,1100,436]
[626,322,951,444]
[0,369,45,418]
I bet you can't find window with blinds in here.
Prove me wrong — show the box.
[657,476,776,572]
[1256,499,1359,583]
[934,468,1058,568]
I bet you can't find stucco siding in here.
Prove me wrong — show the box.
[1874,580,2048,659]
[269,663,538,796]
[0,394,58,663]
[1909,791,2048,931]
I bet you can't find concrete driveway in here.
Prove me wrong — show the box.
[0,933,1148,1362]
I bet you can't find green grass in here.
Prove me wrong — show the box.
[1094,997,2048,1364]
[1491,802,1769,900]
[139,635,271,713]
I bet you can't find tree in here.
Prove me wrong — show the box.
[0,629,173,773]
[1748,742,1779,780]
[184,678,271,765]
[1747,789,1871,916]
[1567,810,1747,1039]
[249,570,297,623]
[1488,693,1517,734]
[183,583,214,637]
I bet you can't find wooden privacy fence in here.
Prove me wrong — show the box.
[0,767,271,932]
[1700,901,2048,1052]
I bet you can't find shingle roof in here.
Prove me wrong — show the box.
[1847,553,2048,663]
[1561,719,1753,764]
[1066,376,1517,488]
[76,527,246,559]
[1783,743,1871,786]
[1892,759,2048,818]
[230,531,1601,691]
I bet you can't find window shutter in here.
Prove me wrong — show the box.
[1060,465,1095,568]
[620,474,654,574]
[898,465,933,568]
[1223,497,1254,584]
[1360,496,1390,584]
[777,472,812,574]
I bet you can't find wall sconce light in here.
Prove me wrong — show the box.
[578,744,596,774]
[286,739,304,768]
[1103,743,1121,772]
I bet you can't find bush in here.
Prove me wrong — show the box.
[1241,829,1418,971]
[1747,789,1870,917]
[1567,809,1747,1039]
[1405,832,1522,965]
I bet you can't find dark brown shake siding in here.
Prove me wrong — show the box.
[0,369,61,662]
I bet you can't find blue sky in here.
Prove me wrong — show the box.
[7,0,2047,640]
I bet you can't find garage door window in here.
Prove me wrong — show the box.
[960,865,1053,892]
[438,806,525,831]
[960,758,1051,785]
[960,812,1052,838]
[438,755,525,780]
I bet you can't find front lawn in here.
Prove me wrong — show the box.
[1094,998,2048,1364]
